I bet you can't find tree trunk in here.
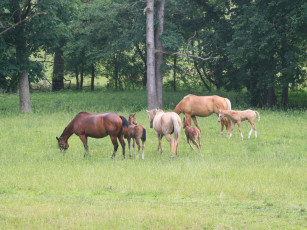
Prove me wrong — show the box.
[282,84,288,109]
[19,72,32,113]
[146,0,158,109]
[114,55,119,90]
[136,44,147,89]
[52,45,65,91]
[267,86,276,108]
[75,67,79,89]
[80,65,84,89]
[173,56,177,92]
[13,1,32,113]
[91,63,95,91]
[154,0,165,108]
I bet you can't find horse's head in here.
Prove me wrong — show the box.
[129,113,138,125]
[183,117,189,128]
[56,136,69,151]
[217,109,224,123]
[146,109,157,128]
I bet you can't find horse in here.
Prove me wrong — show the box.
[173,94,231,135]
[146,109,181,156]
[218,109,260,140]
[183,117,201,153]
[56,112,129,158]
[124,113,146,160]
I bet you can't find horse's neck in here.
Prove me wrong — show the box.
[173,104,181,114]
[128,118,133,126]
[61,123,74,141]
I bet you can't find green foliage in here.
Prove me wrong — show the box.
[0,0,306,107]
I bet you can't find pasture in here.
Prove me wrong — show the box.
[0,90,306,229]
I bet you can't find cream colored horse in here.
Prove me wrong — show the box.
[173,94,231,135]
[146,109,181,156]
[218,109,260,140]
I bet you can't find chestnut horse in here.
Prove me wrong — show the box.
[125,113,146,160]
[173,94,231,135]
[183,117,201,153]
[146,109,181,156]
[56,112,129,158]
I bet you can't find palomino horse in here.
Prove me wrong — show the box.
[146,109,181,156]
[173,94,231,135]
[56,112,129,158]
[124,113,146,160]
[183,117,201,153]
[218,109,260,140]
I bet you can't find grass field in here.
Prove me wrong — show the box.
[0,90,306,229]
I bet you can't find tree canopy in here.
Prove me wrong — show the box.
[1,0,306,110]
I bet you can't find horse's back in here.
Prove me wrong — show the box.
[176,95,228,116]
[160,112,181,134]
[73,112,123,138]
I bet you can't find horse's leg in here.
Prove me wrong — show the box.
[249,120,257,138]
[118,134,126,159]
[141,140,145,160]
[198,134,201,148]
[110,136,119,159]
[79,135,90,157]
[127,137,132,158]
[191,137,200,152]
[133,138,136,156]
[164,133,172,152]
[135,138,141,159]
[155,131,163,153]
[248,120,254,139]
[226,117,231,137]
[191,116,201,132]
[219,117,227,136]
[229,122,235,139]
[237,121,243,140]
[188,138,195,150]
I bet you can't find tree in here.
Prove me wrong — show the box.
[227,0,307,107]
[146,0,158,109]
[8,1,35,113]
[154,0,165,108]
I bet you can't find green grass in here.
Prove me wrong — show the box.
[0,91,306,229]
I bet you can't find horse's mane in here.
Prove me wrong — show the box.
[120,116,129,128]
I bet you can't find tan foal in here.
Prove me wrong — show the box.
[218,109,260,140]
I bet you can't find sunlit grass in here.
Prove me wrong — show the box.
[0,91,306,229]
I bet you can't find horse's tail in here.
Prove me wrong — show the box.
[171,114,181,153]
[225,98,232,110]
[254,111,260,121]
[120,116,129,137]
[141,127,146,142]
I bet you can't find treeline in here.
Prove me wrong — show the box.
[0,0,306,112]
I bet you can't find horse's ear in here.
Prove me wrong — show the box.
[56,137,59,141]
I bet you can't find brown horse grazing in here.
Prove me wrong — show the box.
[218,109,260,140]
[173,94,231,135]
[124,113,146,160]
[183,117,201,153]
[146,109,181,156]
[56,112,129,158]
